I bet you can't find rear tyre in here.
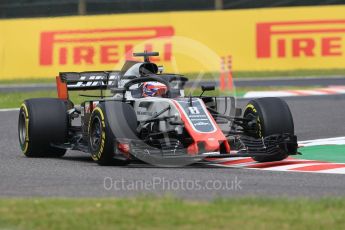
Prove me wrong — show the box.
[88,102,137,166]
[243,97,294,162]
[18,98,68,157]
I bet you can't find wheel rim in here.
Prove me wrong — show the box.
[90,116,102,151]
[18,111,27,146]
[244,111,262,138]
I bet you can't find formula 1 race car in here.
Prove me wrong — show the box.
[18,52,298,166]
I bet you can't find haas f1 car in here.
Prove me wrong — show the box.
[18,52,298,166]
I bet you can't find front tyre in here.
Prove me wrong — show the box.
[244,97,295,162]
[88,104,131,166]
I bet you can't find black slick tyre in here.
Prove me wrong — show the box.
[243,97,294,162]
[18,98,68,157]
[88,102,137,166]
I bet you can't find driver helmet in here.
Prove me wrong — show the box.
[142,81,167,97]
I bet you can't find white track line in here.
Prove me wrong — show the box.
[321,168,345,174]
[0,108,19,112]
[299,136,345,146]
[210,137,345,174]
[260,163,323,171]
[243,86,345,98]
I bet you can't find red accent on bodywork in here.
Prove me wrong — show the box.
[56,76,68,100]
[117,142,131,159]
[89,101,94,113]
[118,143,130,152]
[172,100,230,155]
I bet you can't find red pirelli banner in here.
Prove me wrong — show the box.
[0,5,344,79]
[39,26,173,66]
[257,20,345,58]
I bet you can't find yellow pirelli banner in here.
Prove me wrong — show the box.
[0,5,345,79]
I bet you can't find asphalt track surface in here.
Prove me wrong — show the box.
[1,95,345,199]
[2,76,345,92]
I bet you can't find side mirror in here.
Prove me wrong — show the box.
[201,85,215,91]
[111,88,126,94]
[200,84,215,97]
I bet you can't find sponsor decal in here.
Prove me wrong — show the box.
[62,72,121,89]
[175,98,216,133]
[194,121,209,126]
[137,111,153,116]
[40,26,174,66]
[257,20,345,58]
[188,107,200,115]
[68,75,117,88]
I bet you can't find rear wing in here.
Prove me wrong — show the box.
[55,71,189,100]
[56,71,121,100]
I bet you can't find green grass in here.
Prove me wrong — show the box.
[0,90,113,109]
[181,69,345,80]
[0,91,58,109]
[0,197,345,230]
[0,86,322,109]
[1,69,345,85]
[0,78,56,85]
